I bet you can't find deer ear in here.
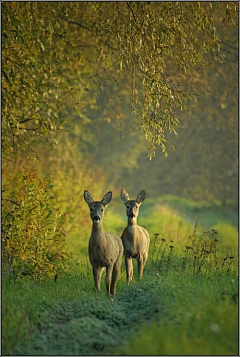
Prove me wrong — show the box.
[101,191,112,206]
[84,190,94,205]
[136,190,146,204]
[121,189,129,204]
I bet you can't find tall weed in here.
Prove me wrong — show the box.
[150,224,238,279]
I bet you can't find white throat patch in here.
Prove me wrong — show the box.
[128,225,135,235]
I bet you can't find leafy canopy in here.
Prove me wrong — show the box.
[2,1,238,159]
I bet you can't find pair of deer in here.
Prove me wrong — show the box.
[84,189,150,296]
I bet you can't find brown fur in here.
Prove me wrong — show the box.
[120,189,150,284]
[84,190,123,296]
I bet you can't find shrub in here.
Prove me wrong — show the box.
[2,171,67,280]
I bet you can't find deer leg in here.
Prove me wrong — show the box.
[125,256,133,285]
[110,261,121,296]
[142,252,148,270]
[137,257,144,279]
[105,264,113,296]
[93,267,104,293]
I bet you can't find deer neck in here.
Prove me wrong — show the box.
[127,218,138,235]
[91,222,107,245]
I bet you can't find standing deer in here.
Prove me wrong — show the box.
[84,190,123,296]
[120,189,150,284]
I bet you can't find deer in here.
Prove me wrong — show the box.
[84,190,123,296]
[120,189,150,285]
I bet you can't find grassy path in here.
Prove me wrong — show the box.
[4,267,162,355]
[3,260,238,356]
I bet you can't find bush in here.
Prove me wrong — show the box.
[2,171,67,280]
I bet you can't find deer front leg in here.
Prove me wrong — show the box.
[137,257,144,279]
[110,261,121,296]
[105,264,114,296]
[125,256,133,285]
[93,267,104,293]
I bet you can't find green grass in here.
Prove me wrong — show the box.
[2,263,238,356]
[120,271,238,355]
[2,196,238,356]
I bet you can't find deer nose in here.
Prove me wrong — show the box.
[93,216,101,222]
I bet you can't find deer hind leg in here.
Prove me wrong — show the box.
[110,261,121,296]
[138,251,149,279]
[93,267,104,293]
[105,264,114,296]
[137,257,144,279]
[125,256,133,285]
[142,252,148,270]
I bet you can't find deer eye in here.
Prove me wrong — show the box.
[90,208,94,212]
[126,205,130,209]
[101,208,103,212]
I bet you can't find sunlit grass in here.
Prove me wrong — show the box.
[120,272,238,356]
[210,222,238,254]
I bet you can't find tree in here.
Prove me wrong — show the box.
[2,1,238,160]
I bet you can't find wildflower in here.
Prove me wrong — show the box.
[209,323,220,333]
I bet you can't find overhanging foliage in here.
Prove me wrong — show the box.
[2,1,238,159]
